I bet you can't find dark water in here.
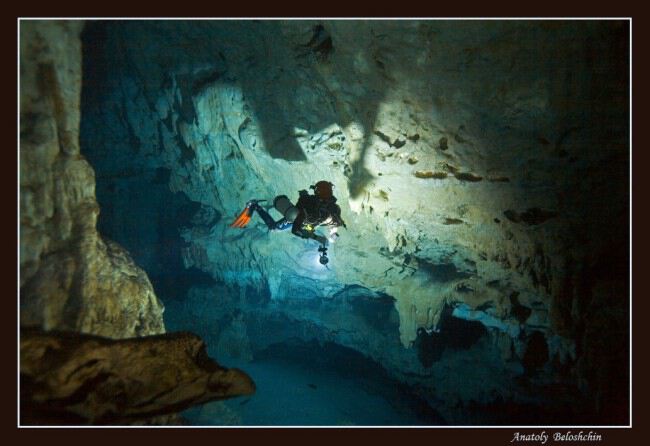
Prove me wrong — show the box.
[184,341,444,426]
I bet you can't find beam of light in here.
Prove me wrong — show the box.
[328,227,338,243]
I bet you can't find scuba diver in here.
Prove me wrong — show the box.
[230,180,346,265]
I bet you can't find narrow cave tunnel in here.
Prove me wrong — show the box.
[20,19,629,426]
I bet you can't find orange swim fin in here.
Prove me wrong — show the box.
[230,200,267,228]
[230,206,253,228]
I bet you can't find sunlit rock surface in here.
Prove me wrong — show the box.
[20,329,255,425]
[80,20,629,424]
[20,21,165,338]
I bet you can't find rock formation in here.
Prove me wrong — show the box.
[20,20,255,425]
[20,329,255,425]
[20,20,165,338]
[77,20,628,424]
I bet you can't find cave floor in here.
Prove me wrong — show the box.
[183,355,431,426]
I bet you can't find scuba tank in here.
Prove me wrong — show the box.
[273,195,299,222]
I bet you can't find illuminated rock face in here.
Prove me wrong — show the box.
[20,21,165,339]
[80,20,629,423]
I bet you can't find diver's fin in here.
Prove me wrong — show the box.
[230,199,268,228]
[230,206,253,228]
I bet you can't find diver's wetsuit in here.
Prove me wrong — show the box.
[252,203,292,231]
[250,192,345,238]
[290,193,344,238]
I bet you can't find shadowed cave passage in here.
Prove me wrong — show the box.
[76,19,630,425]
[87,164,218,301]
[414,305,489,368]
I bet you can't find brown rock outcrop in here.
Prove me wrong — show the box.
[20,329,255,425]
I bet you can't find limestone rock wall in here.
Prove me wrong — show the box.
[78,20,629,422]
[81,19,627,337]
[20,20,164,338]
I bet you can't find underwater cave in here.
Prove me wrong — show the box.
[19,19,630,426]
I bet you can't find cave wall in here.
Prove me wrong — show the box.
[78,20,629,423]
[19,22,264,426]
[20,20,165,338]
